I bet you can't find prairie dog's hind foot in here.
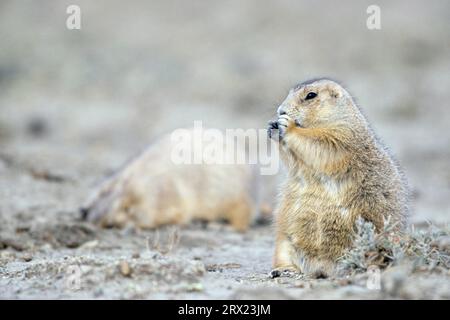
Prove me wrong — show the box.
[269,266,302,279]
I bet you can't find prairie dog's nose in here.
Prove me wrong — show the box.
[277,105,286,116]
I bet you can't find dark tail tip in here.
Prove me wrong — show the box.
[80,207,90,220]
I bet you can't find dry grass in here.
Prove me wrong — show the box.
[146,227,181,255]
[338,217,450,274]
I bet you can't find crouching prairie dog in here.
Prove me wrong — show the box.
[268,78,408,277]
[81,128,259,232]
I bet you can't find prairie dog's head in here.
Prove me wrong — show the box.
[277,78,355,128]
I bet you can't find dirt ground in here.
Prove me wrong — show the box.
[0,0,449,299]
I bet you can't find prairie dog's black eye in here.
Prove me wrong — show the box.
[305,92,317,100]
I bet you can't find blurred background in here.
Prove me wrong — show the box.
[1,0,449,226]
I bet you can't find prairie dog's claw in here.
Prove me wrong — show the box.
[267,120,279,139]
[277,114,292,128]
[268,120,279,129]
[277,115,293,139]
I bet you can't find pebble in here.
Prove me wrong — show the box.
[79,240,99,249]
[131,253,140,259]
[22,253,33,262]
[184,283,203,292]
[119,260,132,277]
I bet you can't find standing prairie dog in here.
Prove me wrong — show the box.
[268,78,408,277]
[81,128,259,232]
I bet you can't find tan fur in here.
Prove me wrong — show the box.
[268,79,408,276]
[82,128,258,232]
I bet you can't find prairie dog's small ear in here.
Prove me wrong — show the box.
[327,83,343,99]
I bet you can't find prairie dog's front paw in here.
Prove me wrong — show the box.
[277,115,294,139]
[267,120,279,139]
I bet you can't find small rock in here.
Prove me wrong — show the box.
[79,240,99,249]
[119,260,132,277]
[22,253,33,262]
[184,283,203,292]
[132,253,140,259]
[40,244,53,252]
[337,278,352,286]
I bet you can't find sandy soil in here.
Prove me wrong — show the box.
[0,0,449,299]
